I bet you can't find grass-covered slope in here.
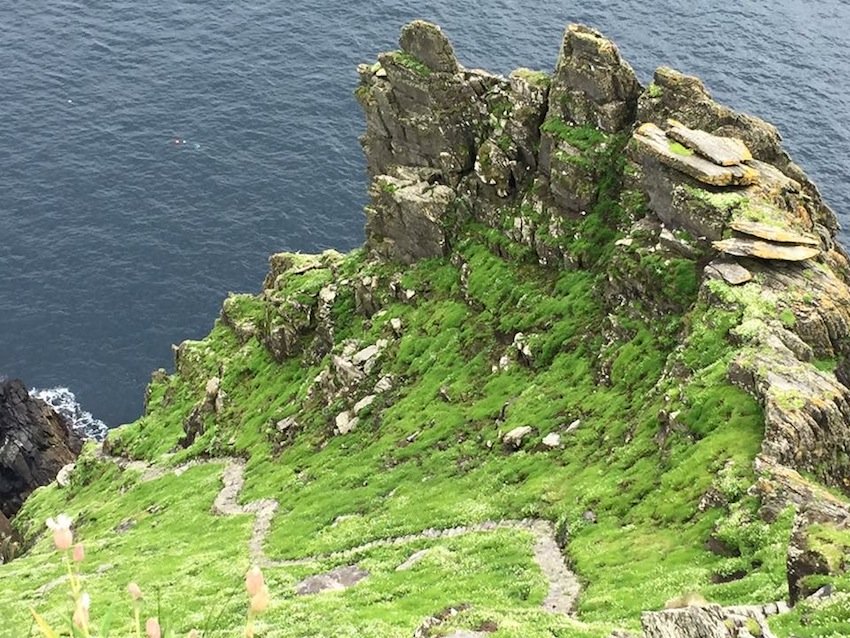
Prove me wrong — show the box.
[1,221,802,637]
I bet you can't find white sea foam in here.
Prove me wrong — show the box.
[30,387,107,441]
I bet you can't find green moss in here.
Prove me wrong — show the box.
[668,140,694,157]
[682,185,748,212]
[779,308,797,328]
[390,51,432,77]
[512,68,552,88]
[541,118,608,153]
[379,180,399,194]
[814,358,837,373]
[647,83,663,99]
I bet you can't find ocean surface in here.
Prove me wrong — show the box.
[2,1,848,432]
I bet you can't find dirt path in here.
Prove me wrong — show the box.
[94,451,581,614]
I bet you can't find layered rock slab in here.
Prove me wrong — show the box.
[633,123,758,187]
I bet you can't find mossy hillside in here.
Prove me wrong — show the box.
[1,215,801,637]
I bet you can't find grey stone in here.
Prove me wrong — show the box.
[399,21,460,74]
[295,565,369,595]
[396,549,430,571]
[353,395,376,415]
[705,261,753,286]
[55,463,76,488]
[390,317,403,336]
[503,426,533,449]
[374,376,394,394]
[542,433,561,449]
[335,411,358,435]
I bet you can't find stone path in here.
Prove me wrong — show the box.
[93,451,582,614]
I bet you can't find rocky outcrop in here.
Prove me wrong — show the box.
[365,167,458,264]
[753,457,850,605]
[0,379,82,518]
[179,376,224,447]
[356,20,850,499]
[641,604,782,638]
[546,24,641,134]
[633,123,758,187]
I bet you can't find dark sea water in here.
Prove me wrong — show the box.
[2,1,848,431]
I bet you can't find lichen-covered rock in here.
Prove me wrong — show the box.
[399,21,460,75]
[0,379,82,518]
[256,255,340,361]
[729,338,850,493]
[179,376,223,447]
[474,138,514,197]
[633,123,759,187]
[727,220,819,246]
[787,510,850,605]
[750,458,850,605]
[365,168,458,264]
[666,121,753,166]
[547,24,641,133]
[295,565,369,595]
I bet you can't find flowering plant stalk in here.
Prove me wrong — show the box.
[30,514,269,637]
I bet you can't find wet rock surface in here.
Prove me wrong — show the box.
[0,379,82,518]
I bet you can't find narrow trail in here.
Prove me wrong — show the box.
[95,451,581,614]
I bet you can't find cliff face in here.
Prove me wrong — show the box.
[0,379,81,519]
[3,20,850,638]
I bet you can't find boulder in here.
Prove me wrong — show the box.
[503,426,533,449]
[542,433,561,449]
[334,411,358,435]
[353,395,376,415]
[55,462,76,488]
[0,379,82,518]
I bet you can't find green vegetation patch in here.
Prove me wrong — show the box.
[668,140,694,157]
[390,51,432,77]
